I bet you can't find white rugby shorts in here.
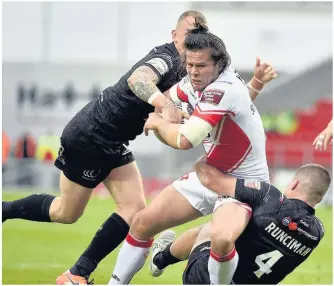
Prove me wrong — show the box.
[173,171,252,216]
[172,172,218,216]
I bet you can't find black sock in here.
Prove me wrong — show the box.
[153,243,181,270]
[2,194,55,222]
[70,213,129,277]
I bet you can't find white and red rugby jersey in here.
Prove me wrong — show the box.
[170,66,269,182]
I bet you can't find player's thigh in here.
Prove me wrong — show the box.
[211,200,250,244]
[103,160,146,224]
[191,222,212,252]
[52,143,110,222]
[57,172,93,215]
[172,171,219,216]
[132,184,202,239]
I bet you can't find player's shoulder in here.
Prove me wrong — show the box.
[146,42,179,65]
[267,183,284,197]
[313,215,325,239]
[236,179,276,201]
[249,181,284,210]
[152,42,178,54]
[206,66,247,94]
[200,71,234,106]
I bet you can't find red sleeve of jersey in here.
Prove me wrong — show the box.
[177,84,189,103]
[192,106,234,126]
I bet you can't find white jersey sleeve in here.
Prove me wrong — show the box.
[192,81,243,126]
[169,76,193,103]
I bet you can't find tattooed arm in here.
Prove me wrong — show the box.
[127,65,171,109]
[128,65,182,123]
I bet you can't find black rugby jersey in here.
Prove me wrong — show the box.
[183,180,325,285]
[232,180,324,284]
[62,42,185,154]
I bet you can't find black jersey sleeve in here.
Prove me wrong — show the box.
[142,52,176,83]
[234,179,273,210]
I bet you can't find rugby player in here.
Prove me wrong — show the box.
[109,24,277,284]
[151,162,329,285]
[2,11,272,285]
[3,10,207,284]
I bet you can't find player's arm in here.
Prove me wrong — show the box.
[247,57,278,101]
[128,65,171,108]
[144,112,211,150]
[168,76,191,104]
[127,55,183,123]
[153,106,191,146]
[154,76,191,114]
[144,83,215,149]
[145,83,238,149]
[170,224,207,261]
[195,158,238,197]
[195,160,267,207]
[152,110,169,146]
[152,76,192,144]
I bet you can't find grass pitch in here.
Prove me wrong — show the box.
[2,192,333,284]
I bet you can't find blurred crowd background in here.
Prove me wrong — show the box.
[2,1,333,204]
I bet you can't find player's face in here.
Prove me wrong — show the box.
[185,49,221,91]
[172,17,196,54]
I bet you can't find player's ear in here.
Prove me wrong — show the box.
[172,29,177,42]
[290,179,299,191]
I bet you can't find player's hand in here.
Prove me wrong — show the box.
[181,111,191,120]
[253,56,278,84]
[313,122,333,151]
[161,102,183,124]
[144,113,163,136]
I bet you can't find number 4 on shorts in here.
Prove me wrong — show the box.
[254,250,284,278]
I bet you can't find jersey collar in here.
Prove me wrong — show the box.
[169,42,179,57]
[290,199,315,215]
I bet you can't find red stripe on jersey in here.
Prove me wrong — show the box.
[177,84,189,103]
[206,117,251,172]
[192,106,235,126]
[196,105,236,117]
[228,145,252,173]
[192,108,224,126]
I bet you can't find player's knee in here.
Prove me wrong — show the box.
[61,215,80,224]
[210,229,235,251]
[117,200,146,224]
[51,207,83,224]
[130,210,155,237]
[132,210,150,230]
[126,199,146,214]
